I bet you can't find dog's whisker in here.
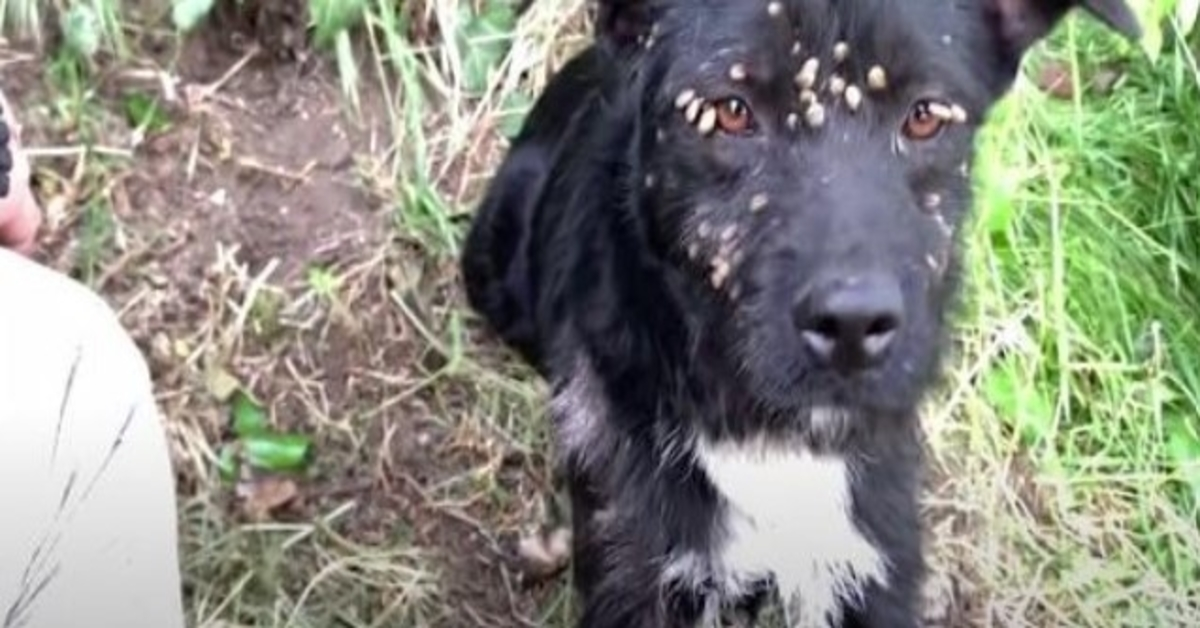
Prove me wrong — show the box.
[729,63,748,82]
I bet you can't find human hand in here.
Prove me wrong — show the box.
[0,89,41,255]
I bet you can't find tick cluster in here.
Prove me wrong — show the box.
[664,1,972,295]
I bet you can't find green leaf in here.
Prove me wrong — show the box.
[458,2,518,96]
[307,265,341,298]
[61,4,101,59]
[172,0,217,33]
[1167,420,1200,504]
[230,390,270,437]
[243,433,314,472]
[309,0,366,49]
[216,443,241,484]
[984,358,1055,448]
[123,93,172,133]
[497,91,533,139]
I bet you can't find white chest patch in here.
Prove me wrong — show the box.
[694,438,888,627]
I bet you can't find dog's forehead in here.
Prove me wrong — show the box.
[654,0,968,94]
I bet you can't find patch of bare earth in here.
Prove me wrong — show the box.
[5,13,563,628]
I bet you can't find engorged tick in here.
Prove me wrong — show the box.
[845,85,863,111]
[867,65,888,91]
[797,57,820,89]
[829,75,846,96]
[697,105,718,135]
[675,89,697,110]
[805,102,826,128]
[833,41,849,62]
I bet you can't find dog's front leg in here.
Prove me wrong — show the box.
[574,571,707,628]
[839,577,922,628]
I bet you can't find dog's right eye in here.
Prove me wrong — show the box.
[714,97,754,135]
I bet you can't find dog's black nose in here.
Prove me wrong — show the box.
[794,272,903,371]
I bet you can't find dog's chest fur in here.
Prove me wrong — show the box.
[689,440,889,626]
[554,361,890,626]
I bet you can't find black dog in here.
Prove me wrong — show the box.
[462,1,1139,626]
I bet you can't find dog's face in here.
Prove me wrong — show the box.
[600,0,1138,417]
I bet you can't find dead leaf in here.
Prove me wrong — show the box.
[1090,65,1125,95]
[514,526,572,581]
[1036,62,1074,100]
[205,365,241,402]
[237,476,300,521]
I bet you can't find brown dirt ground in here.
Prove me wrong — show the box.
[2,4,982,626]
[5,9,567,627]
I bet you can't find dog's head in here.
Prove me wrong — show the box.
[597,0,1139,419]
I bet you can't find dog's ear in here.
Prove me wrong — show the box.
[594,0,657,51]
[985,0,1141,60]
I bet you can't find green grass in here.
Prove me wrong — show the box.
[930,11,1200,624]
[4,0,1200,625]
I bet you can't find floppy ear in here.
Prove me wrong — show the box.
[594,0,657,51]
[985,0,1141,61]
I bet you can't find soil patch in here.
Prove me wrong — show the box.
[5,10,563,626]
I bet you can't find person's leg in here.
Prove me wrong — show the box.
[0,247,185,628]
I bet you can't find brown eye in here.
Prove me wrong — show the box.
[715,97,754,134]
[903,100,946,140]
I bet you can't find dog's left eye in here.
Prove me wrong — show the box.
[714,97,754,134]
[903,101,946,140]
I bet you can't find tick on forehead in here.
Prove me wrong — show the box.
[665,4,973,139]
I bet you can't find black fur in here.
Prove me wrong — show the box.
[461,1,1139,626]
[0,99,11,199]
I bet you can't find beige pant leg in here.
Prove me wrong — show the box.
[0,248,185,628]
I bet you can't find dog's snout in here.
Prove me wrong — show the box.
[793,271,904,371]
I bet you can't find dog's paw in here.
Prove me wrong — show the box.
[511,525,572,582]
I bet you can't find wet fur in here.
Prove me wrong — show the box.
[461,1,1138,626]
